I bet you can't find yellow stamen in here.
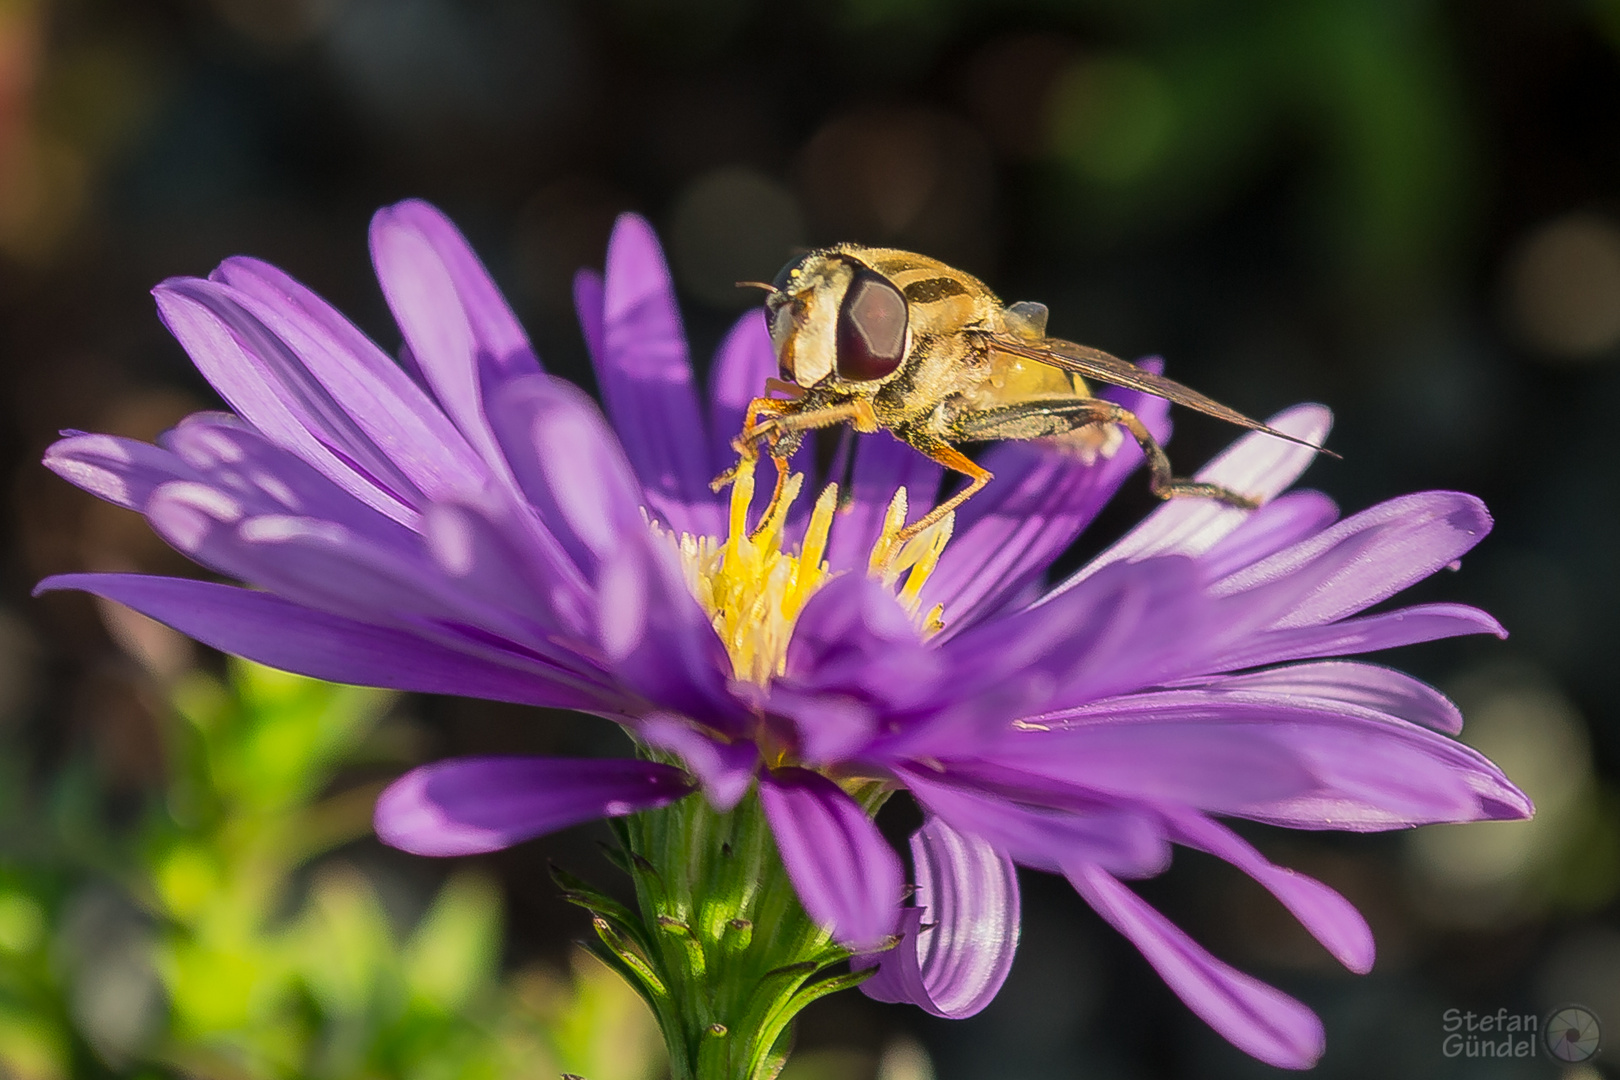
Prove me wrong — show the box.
[652,457,956,687]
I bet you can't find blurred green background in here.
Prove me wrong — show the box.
[4,0,1620,1077]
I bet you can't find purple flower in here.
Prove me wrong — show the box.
[37,201,1529,1070]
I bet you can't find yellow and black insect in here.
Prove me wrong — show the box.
[719,246,1333,541]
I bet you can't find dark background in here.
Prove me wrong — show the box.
[5,0,1620,1077]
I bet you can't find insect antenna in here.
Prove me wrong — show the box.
[735,280,779,294]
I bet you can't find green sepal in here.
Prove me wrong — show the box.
[696,1022,731,1079]
[551,862,650,950]
[591,916,668,1000]
[745,967,876,1080]
[570,779,875,1080]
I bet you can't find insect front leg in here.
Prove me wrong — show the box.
[714,397,882,535]
[712,396,798,493]
[953,396,1260,509]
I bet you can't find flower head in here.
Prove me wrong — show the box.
[38,201,1530,1069]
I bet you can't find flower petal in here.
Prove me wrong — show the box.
[421,496,590,640]
[898,767,1169,878]
[855,819,1017,1023]
[372,200,540,379]
[35,573,603,709]
[132,448,607,688]
[375,756,692,856]
[923,383,1170,630]
[1212,602,1506,671]
[483,373,646,570]
[1187,660,1463,734]
[1197,491,1339,581]
[939,555,1215,716]
[1026,691,1532,828]
[1167,812,1374,973]
[574,267,606,369]
[606,539,752,736]
[1052,404,1332,596]
[783,571,944,717]
[758,768,902,950]
[1068,863,1325,1070]
[369,200,540,477]
[1212,491,1492,629]
[209,256,491,505]
[636,714,758,811]
[969,722,1316,817]
[44,432,200,511]
[153,279,419,525]
[589,214,720,536]
[159,414,420,546]
[856,816,1020,1019]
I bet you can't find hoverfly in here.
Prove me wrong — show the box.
[718,246,1332,543]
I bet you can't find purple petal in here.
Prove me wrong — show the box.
[207,257,491,506]
[636,714,758,811]
[970,721,1316,816]
[375,756,692,856]
[898,767,1170,878]
[1197,491,1339,581]
[483,373,647,570]
[574,268,606,370]
[1068,863,1325,1070]
[856,816,1020,1018]
[1167,812,1374,973]
[153,279,418,525]
[1211,491,1492,629]
[1210,602,1506,671]
[44,432,201,511]
[158,415,420,548]
[372,200,540,379]
[604,539,752,737]
[421,497,591,641]
[369,200,540,477]
[759,768,902,950]
[36,573,607,710]
[937,556,1215,718]
[1025,691,1532,828]
[782,572,944,719]
[923,386,1170,631]
[706,309,776,476]
[1053,404,1332,597]
[589,214,720,537]
[766,688,880,769]
[132,456,607,687]
[1186,661,1463,734]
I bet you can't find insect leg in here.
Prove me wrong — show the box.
[890,439,993,546]
[716,398,881,529]
[712,396,800,492]
[955,396,1260,509]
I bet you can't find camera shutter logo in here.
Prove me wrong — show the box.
[1544,1006,1601,1064]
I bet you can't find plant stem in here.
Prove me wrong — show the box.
[559,790,864,1080]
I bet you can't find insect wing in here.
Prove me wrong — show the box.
[989,333,1334,455]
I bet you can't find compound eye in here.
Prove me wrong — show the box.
[836,271,908,381]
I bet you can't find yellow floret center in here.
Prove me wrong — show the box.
[658,457,953,687]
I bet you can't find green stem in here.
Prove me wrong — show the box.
[562,790,867,1080]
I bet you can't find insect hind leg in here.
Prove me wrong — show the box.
[954,396,1259,510]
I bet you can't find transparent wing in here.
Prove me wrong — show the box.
[989,333,1337,456]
